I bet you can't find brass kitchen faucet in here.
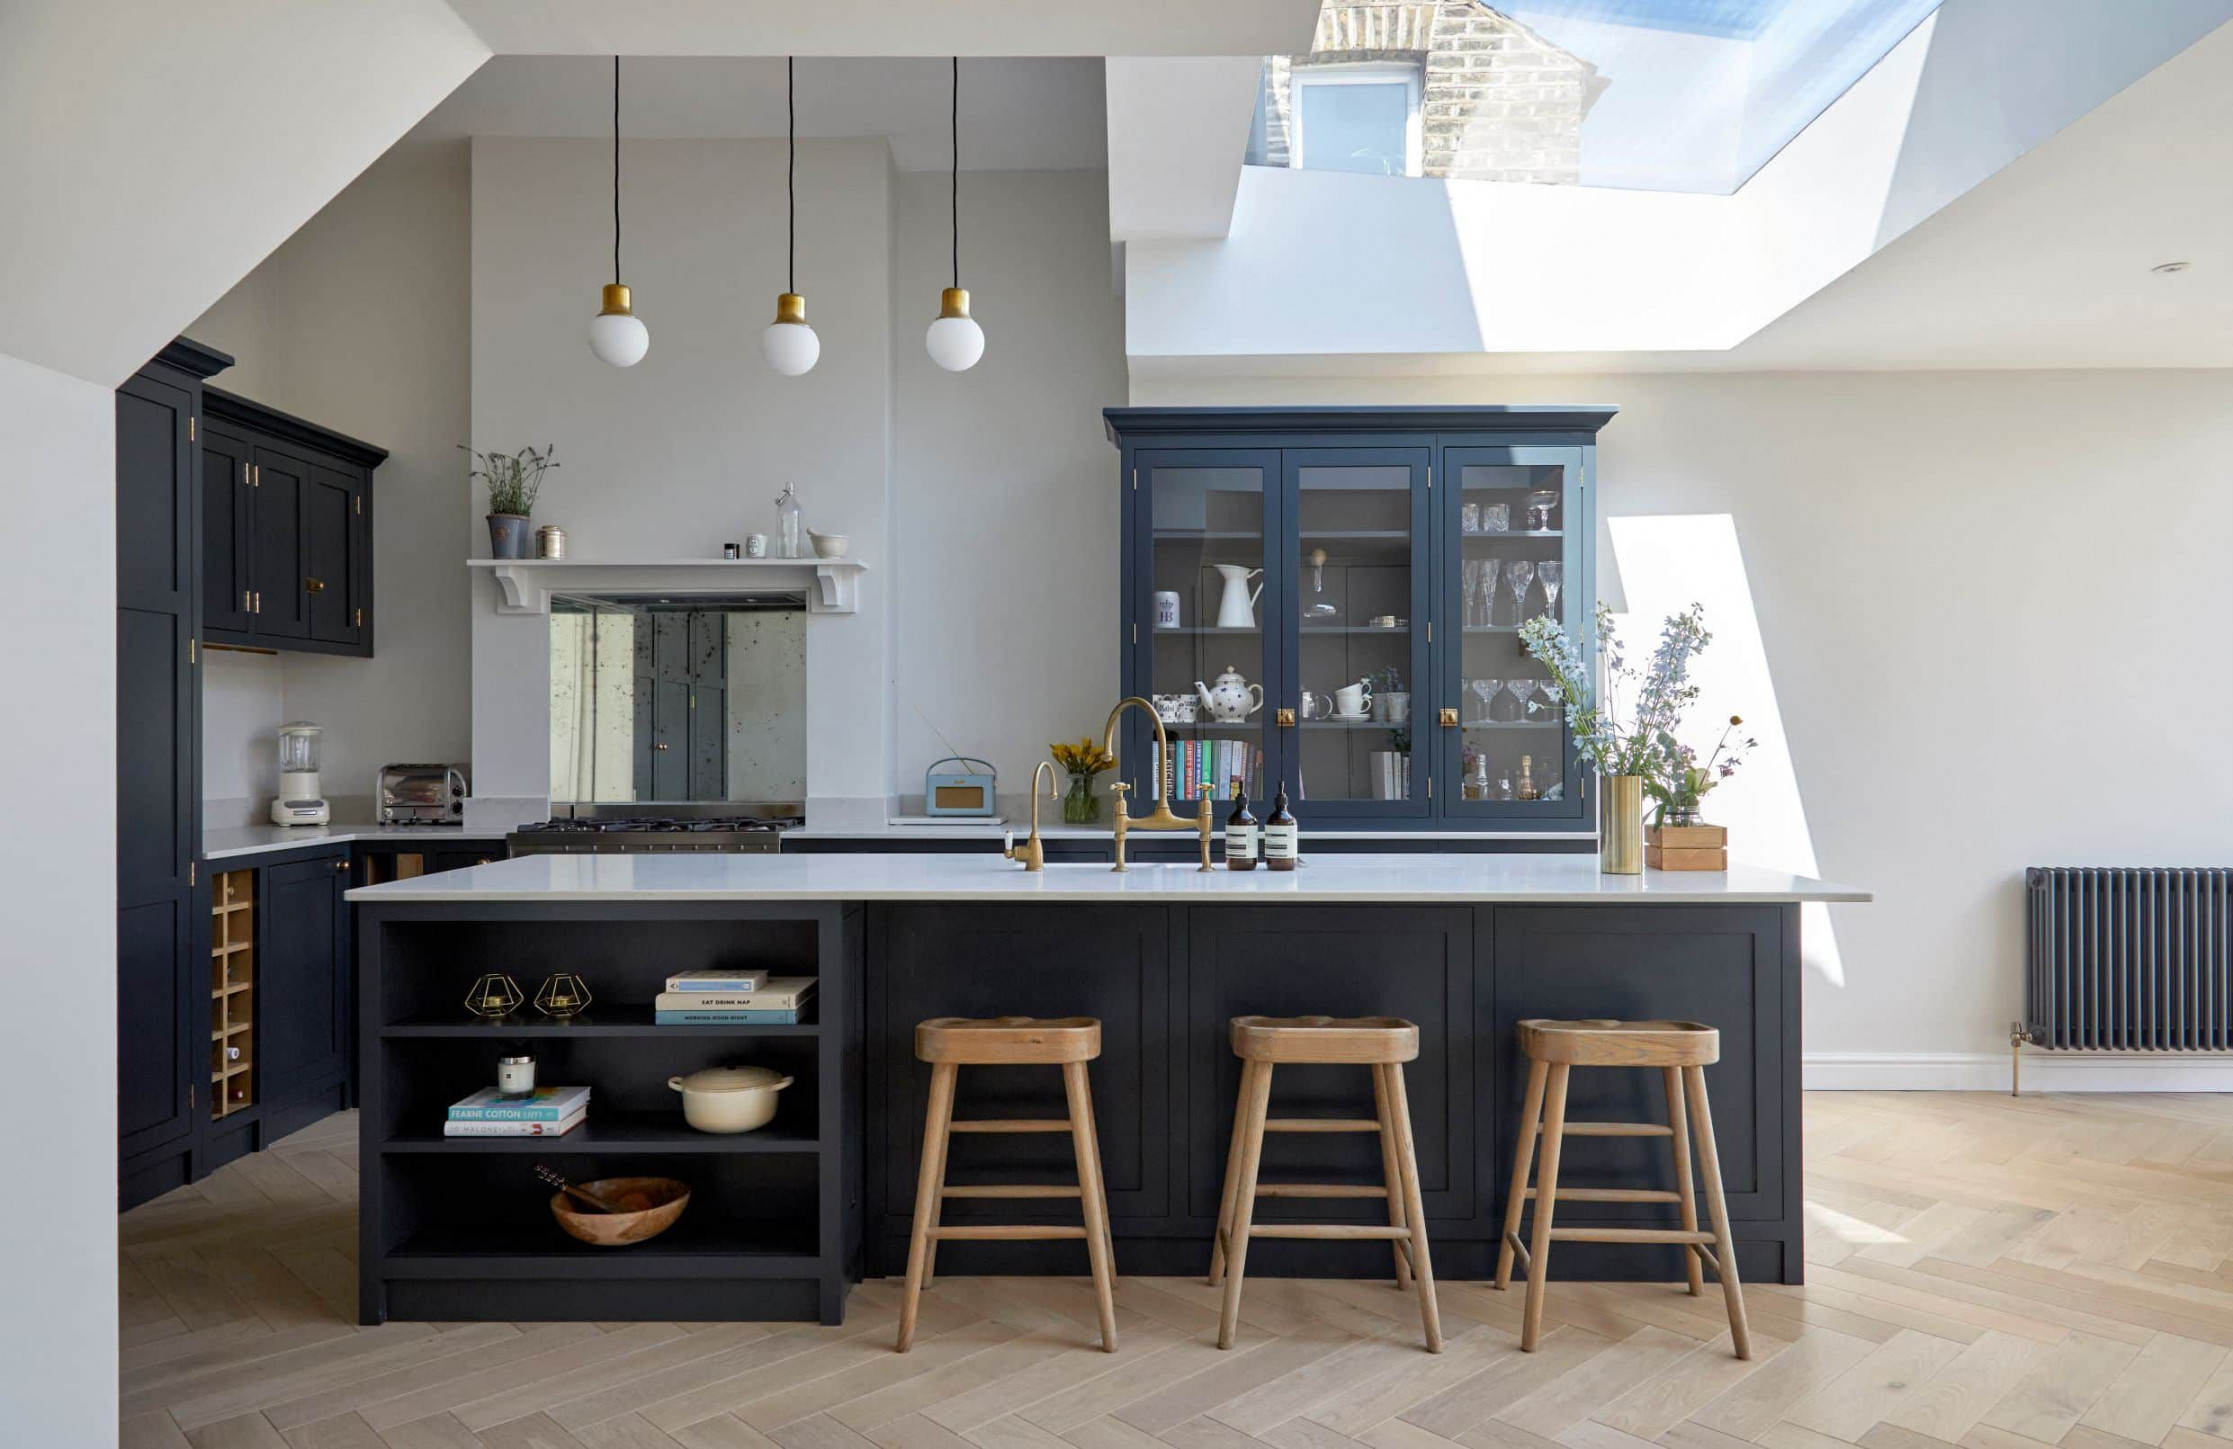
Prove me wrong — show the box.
[1100,696,1215,872]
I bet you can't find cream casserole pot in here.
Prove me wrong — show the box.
[667,1064,793,1133]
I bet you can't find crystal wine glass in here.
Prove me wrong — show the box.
[1477,558,1502,630]
[1526,489,1558,531]
[1506,677,1537,724]
[1470,677,1501,724]
[1461,559,1482,628]
[1501,560,1534,628]
[1536,560,1563,623]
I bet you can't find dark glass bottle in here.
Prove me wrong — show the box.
[1263,785,1298,871]
[1224,778,1258,870]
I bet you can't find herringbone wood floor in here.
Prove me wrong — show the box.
[119,1093,2233,1449]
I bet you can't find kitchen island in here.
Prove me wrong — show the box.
[349,852,1865,1325]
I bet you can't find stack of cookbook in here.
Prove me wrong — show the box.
[655,969,816,1026]
[443,1084,589,1137]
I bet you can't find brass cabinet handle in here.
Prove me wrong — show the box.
[305,577,325,593]
[1439,707,1460,727]
[654,742,670,751]
[1275,708,1295,727]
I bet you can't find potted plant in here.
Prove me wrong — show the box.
[1520,601,1716,874]
[1050,738,1117,824]
[1642,715,1755,870]
[463,443,559,559]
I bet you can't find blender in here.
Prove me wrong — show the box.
[271,723,332,826]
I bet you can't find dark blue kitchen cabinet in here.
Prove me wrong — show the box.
[202,387,384,658]
[1105,407,1615,832]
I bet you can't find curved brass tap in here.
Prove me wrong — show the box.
[1101,696,1216,873]
[1004,760,1059,872]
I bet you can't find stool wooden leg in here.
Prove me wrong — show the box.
[1064,1061,1120,1353]
[1520,1063,1570,1352]
[1663,1067,1704,1298]
[1215,1061,1274,1350]
[1372,1060,1413,1291]
[1683,1065,1752,1359]
[920,1078,956,1292]
[1209,1059,1257,1288]
[1494,1059,1549,1291]
[1381,1062,1443,1353]
[898,1061,958,1352]
[1074,1060,1118,1278]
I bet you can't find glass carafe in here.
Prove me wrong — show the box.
[775,484,803,559]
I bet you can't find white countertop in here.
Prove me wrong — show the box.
[346,850,1869,905]
[203,821,506,861]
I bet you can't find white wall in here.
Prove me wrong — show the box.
[201,650,285,827]
[469,136,897,823]
[1128,366,2233,1076]
[892,169,1130,807]
[0,351,119,1448]
[190,143,476,816]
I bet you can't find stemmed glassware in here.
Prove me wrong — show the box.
[1536,560,1562,623]
[1526,489,1558,531]
[1470,677,1501,724]
[1461,560,1482,628]
[1476,558,1502,629]
[1505,677,1537,724]
[1501,560,1534,628]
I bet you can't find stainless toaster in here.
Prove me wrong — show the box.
[377,764,468,824]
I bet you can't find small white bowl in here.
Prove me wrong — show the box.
[808,531,851,559]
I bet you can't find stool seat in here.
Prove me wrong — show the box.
[1518,1018,1718,1067]
[898,1014,1116,1355]
[1230,1015,1419,1064]
[917,1016,1102,1064]
[1498,1016,1751,1361]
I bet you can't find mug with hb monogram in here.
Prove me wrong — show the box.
[1153,591,1181,630]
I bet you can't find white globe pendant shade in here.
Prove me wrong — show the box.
[762,293,820,376]
[926,287,984,372]
[588,284,650,368]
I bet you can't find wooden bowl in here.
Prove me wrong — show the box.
[549,1176,690,1247]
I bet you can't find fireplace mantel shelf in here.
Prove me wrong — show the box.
[468,557,867,615]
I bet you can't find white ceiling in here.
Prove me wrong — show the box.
[407,55,1106,170]
[441,0,1322,57]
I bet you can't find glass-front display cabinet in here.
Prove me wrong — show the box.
[1107,407,1616,831]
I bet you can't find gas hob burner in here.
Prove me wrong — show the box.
[507,814,804,854]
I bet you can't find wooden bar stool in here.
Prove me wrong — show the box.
[1495,1019,1751,1358]
[897,1016,1117,1354]
[1210,1015,1442,1353]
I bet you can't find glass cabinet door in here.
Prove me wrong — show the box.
[1129,450,1281,810]
[1440,446,1587,822]
[1281,449,1431,818]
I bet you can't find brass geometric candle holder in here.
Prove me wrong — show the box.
[534,972,593,1019]
[464,973,525,1019]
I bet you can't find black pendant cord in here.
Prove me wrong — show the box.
[950,55,960,289]
[611,55,622,287]
[787,56,796,296]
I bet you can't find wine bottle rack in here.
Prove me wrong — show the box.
[209,869,256,1118]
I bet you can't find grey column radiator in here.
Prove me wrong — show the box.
[2022,868,2232,1073]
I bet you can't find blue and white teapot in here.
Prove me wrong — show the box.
[1195,666,1265,723]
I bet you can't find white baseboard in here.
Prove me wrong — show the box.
[1805,1052,2233,1092]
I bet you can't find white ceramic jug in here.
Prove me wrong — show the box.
[1212,564,1264,629]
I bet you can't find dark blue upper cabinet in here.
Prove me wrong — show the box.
[1106,407,1616,832]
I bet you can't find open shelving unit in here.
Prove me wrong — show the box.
[209,870,256,1119]
[355,903,863,1326]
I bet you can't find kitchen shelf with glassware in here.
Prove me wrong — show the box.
[1111,407,1612,832]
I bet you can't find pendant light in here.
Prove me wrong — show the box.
[587,56,650,368]
[762,56,820,376]
[925,56,985,372]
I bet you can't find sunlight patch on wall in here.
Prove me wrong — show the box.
[1607,513,1845,989]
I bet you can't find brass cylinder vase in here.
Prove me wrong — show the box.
[1600,775,1646,874]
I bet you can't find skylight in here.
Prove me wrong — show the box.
[1244,0,1941,194]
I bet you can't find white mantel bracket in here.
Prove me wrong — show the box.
[468,557,867,615]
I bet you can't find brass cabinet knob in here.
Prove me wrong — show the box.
[1276,707,1296,727]
[305,577,325,593]
[1439,707,1460,727]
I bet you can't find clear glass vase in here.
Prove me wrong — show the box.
[1063,773,1100,824]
